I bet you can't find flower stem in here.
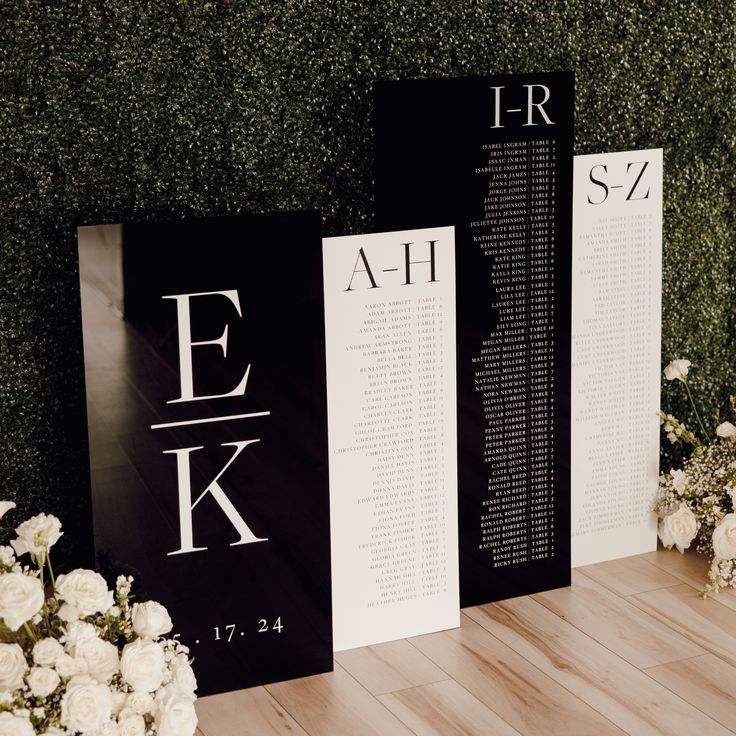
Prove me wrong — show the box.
[684,380,708,439]
[46,552,56,590]
[23,621,37,642]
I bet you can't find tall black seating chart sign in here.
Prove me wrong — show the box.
[374,73,573,606]
[76,213,332,695]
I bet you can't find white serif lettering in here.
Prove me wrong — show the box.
[162,290,250,404]
[164,440,268,555]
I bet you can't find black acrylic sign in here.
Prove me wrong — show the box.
[374,72,573,606]
[76,212,332,695]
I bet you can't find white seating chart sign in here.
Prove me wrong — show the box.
[571,149,662,567]
[323,227,459,651]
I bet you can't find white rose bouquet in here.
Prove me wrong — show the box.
[0,504,197,735]
[656,358,736,595]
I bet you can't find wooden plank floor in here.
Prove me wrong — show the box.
[195,549,736,735]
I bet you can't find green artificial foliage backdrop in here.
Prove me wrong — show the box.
[1,1,735,559]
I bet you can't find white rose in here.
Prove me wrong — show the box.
[60,675,113,734]
[56,569,113,617]
[713,513,736,560]
[658,503,698,554]
[57,603,82,623]
[10,514,62,560]
[118,707,135,721]
[154,685,198,736]
[0,644,26,691]
[0,548,15,568]
[0,502,16,522]
[125,690,153,716]
[0,573,44,631]
[717,421,736,439]
[74,637,119,683]
[663,359,691,382]
[0,712,34,736]
[170,659,197,699]
[55,653,89,679]
[26,667,60,698]
[131,601,172,640]
[110,691,127,716]
[32,638,64,667]
[39,728,66,736]
[120,639,166,693]
[63,621,98,654]
[118,713,146,736]
[96,722,120,736]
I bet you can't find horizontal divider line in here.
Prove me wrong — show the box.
[150,411,271,430]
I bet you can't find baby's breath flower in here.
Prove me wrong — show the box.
[657,436,736,594]
[659,411,701,448]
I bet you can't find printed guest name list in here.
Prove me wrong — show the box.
[374,72,573,605]
[324,228,459,651]
[571,149,662,566]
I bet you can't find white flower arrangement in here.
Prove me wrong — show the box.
[656,358,736,595]
[0,503,197,735]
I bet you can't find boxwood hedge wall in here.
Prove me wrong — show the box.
[1,1,734,559]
